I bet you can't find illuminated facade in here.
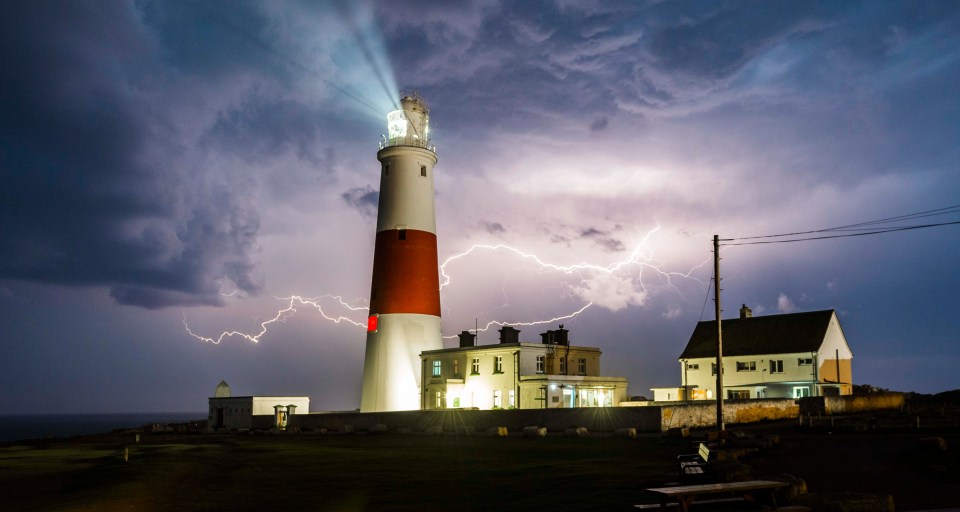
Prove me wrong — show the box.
[675,307,853,400]
[360,91,443,412]
[420,327,628,410]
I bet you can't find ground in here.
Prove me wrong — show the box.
[0,409,957,511]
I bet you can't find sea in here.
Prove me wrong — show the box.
[0,413,206,443]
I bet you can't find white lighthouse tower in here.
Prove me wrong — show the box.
[360,91,442,412]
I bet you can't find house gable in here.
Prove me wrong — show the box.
[679,310,837,359]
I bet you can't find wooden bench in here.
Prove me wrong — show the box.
[677,443,711,478]
[645,480,793,512]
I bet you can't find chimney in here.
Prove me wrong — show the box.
[540,325,570,345]
[740,304,753,319]
[457,331,476,348]
[498,326,520,344]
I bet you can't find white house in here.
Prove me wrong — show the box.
[420,326,628,410]
[674,306,853,400]
[207,381,310,430]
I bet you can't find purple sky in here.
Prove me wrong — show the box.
[1,1,958,413]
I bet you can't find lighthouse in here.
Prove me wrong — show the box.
[360,91,442,412]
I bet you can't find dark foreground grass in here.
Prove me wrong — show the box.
[2,423,958,511]
[0,432,683,511]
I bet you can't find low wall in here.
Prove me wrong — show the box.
[799,393,905,416]
[290,407,663,434]
[660,399,799,431]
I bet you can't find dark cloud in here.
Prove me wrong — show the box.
[482,221,506,234]
[590,117,609,132]
[580,227,625,252]
[342,186,379,218]
[0,1,265,308]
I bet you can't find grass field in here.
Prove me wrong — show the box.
[1,420,958,511]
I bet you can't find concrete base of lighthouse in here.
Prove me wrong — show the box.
[360,314,442,412]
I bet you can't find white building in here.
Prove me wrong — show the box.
[674,306,853,400]
[420,326,628,410]
[207,381,309,430]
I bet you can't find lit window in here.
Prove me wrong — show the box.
[453,359,460,376]
[578,358,586,375]
[770,360,784,374]
[435,391,443,408]
[536,356,544,373]
[471,358,479,375]
[508,390,515,408]
[736,361,756,372]
[798,358,813,366]
[432,360,441,377]
[494,356,503,374]
[728,390,750,399]
[493,390,502,408]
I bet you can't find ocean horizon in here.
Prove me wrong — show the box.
[0,412,206,443]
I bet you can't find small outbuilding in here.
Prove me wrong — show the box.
[207,381,310,430]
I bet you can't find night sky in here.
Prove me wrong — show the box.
[2,1,958,414]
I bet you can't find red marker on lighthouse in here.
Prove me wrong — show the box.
[360,91,442,412]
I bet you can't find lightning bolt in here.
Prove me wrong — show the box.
[441,302,594,339]
[183,295,367,344]
[184,224,709,345]
[440,223,709,300]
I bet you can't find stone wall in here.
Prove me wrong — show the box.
[799,393,905,416]
[660,399,799,431]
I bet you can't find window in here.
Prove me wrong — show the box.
[793,386,810,398]
[770,360,784,374]
[435,391,442,408]
[453,359,459,377]
[559,358,566,374]
[493,390,502,408]
[471,358,479,375]
[383,163,389,176]
[398,229,407,240]
[420,165,427,177]
[494,356,503,374]
[711,362,723,375]
[536,355,544,373]
[578,358,586,375]
[687,363,699,370]
[508,390,515,408]
[432,360,441,377]
[736,361,756,372]
[452,397,460,407]
[798,358,813,366]
[728,390,750,399]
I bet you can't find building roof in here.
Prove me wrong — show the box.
[679,309,837,359]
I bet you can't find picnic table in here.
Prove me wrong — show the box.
[644,480,789,511]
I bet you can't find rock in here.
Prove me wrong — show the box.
[564,427,589,437]
[614,428,637,438]
[368,424,388,434]
[771,473,808,503]
[523,426,547,437]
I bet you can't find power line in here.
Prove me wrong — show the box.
[723,219,960,246]
[727,203,960,242]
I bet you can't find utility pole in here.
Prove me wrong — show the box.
[714,235,725,432]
